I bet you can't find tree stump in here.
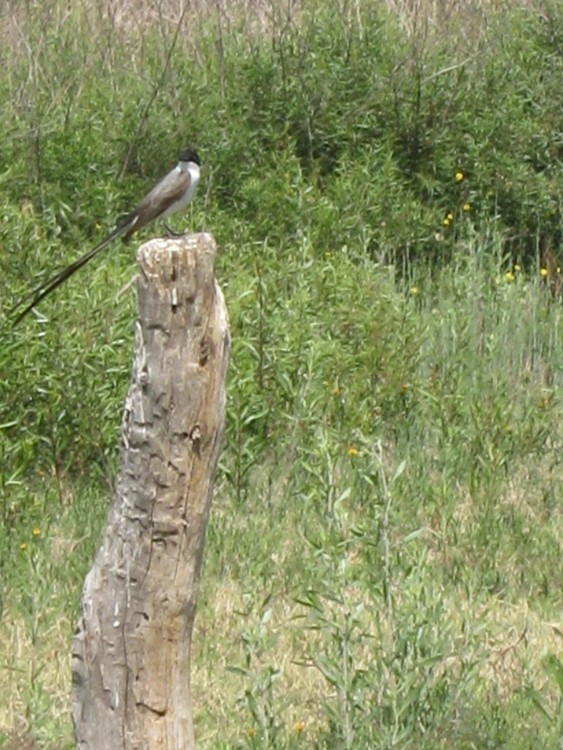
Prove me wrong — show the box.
[71,233,229,749]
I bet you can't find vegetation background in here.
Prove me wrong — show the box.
[0,0,562,747]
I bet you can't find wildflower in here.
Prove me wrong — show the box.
[246,727,256,738]
[463,202,471,212]
[295,720,305,733]
[410,286,418,296]
[455,171,464,182]
[32,527,41,537]
[505,271,514,282]
[447,212,453,221]
[347,447,358,457]
[20,542,27,551]
[443,217,450,227]
[540,268,548,278]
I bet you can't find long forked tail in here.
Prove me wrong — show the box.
[10,217,136,327]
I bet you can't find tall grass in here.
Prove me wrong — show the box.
[0,0,562,748]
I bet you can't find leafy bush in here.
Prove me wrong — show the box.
[0,1,562,747]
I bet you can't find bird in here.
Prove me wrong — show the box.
[10,148,201,326]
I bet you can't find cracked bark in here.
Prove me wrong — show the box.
[71,233,230,749]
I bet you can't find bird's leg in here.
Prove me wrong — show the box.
[162,222,185,237]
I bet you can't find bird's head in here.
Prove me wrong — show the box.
[178,149,201,166]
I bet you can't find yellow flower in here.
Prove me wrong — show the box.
[410,286,418,295]
[295,720,305,733]
[20,542,27,551]
[443,218,450,227]
[447,212,453,221]
[32,527,41,537]
[505,271,514,282]
[540,268,548,278]
[347,447,358,457]
[455,171,464,182]
[463,202,471,212]
[246,727,256,737]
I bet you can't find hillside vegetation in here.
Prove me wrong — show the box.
[0,0,562,747]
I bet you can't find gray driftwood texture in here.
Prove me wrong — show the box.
[71,233,229,749]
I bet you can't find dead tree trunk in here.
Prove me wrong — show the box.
[71,233,229,749]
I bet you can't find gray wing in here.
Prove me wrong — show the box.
[122,169,192,237]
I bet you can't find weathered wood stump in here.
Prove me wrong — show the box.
[71,233,229,749]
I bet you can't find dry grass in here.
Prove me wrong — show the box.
[188,565,563,744]
[0,613,72,747]
[1,566,560,745]
[0,0,548,53]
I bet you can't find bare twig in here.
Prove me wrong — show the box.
[118,2,190,179]
[422,54,478,85]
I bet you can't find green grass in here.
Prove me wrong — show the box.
[0,0,562,747]
[2,241,561,749]
[195,241,563,749]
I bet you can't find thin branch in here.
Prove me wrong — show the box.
[421,55,477,85]
[118,2,190,179]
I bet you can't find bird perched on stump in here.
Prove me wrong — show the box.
[10,148,201,325]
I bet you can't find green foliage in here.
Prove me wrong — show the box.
[0,1,562,748]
